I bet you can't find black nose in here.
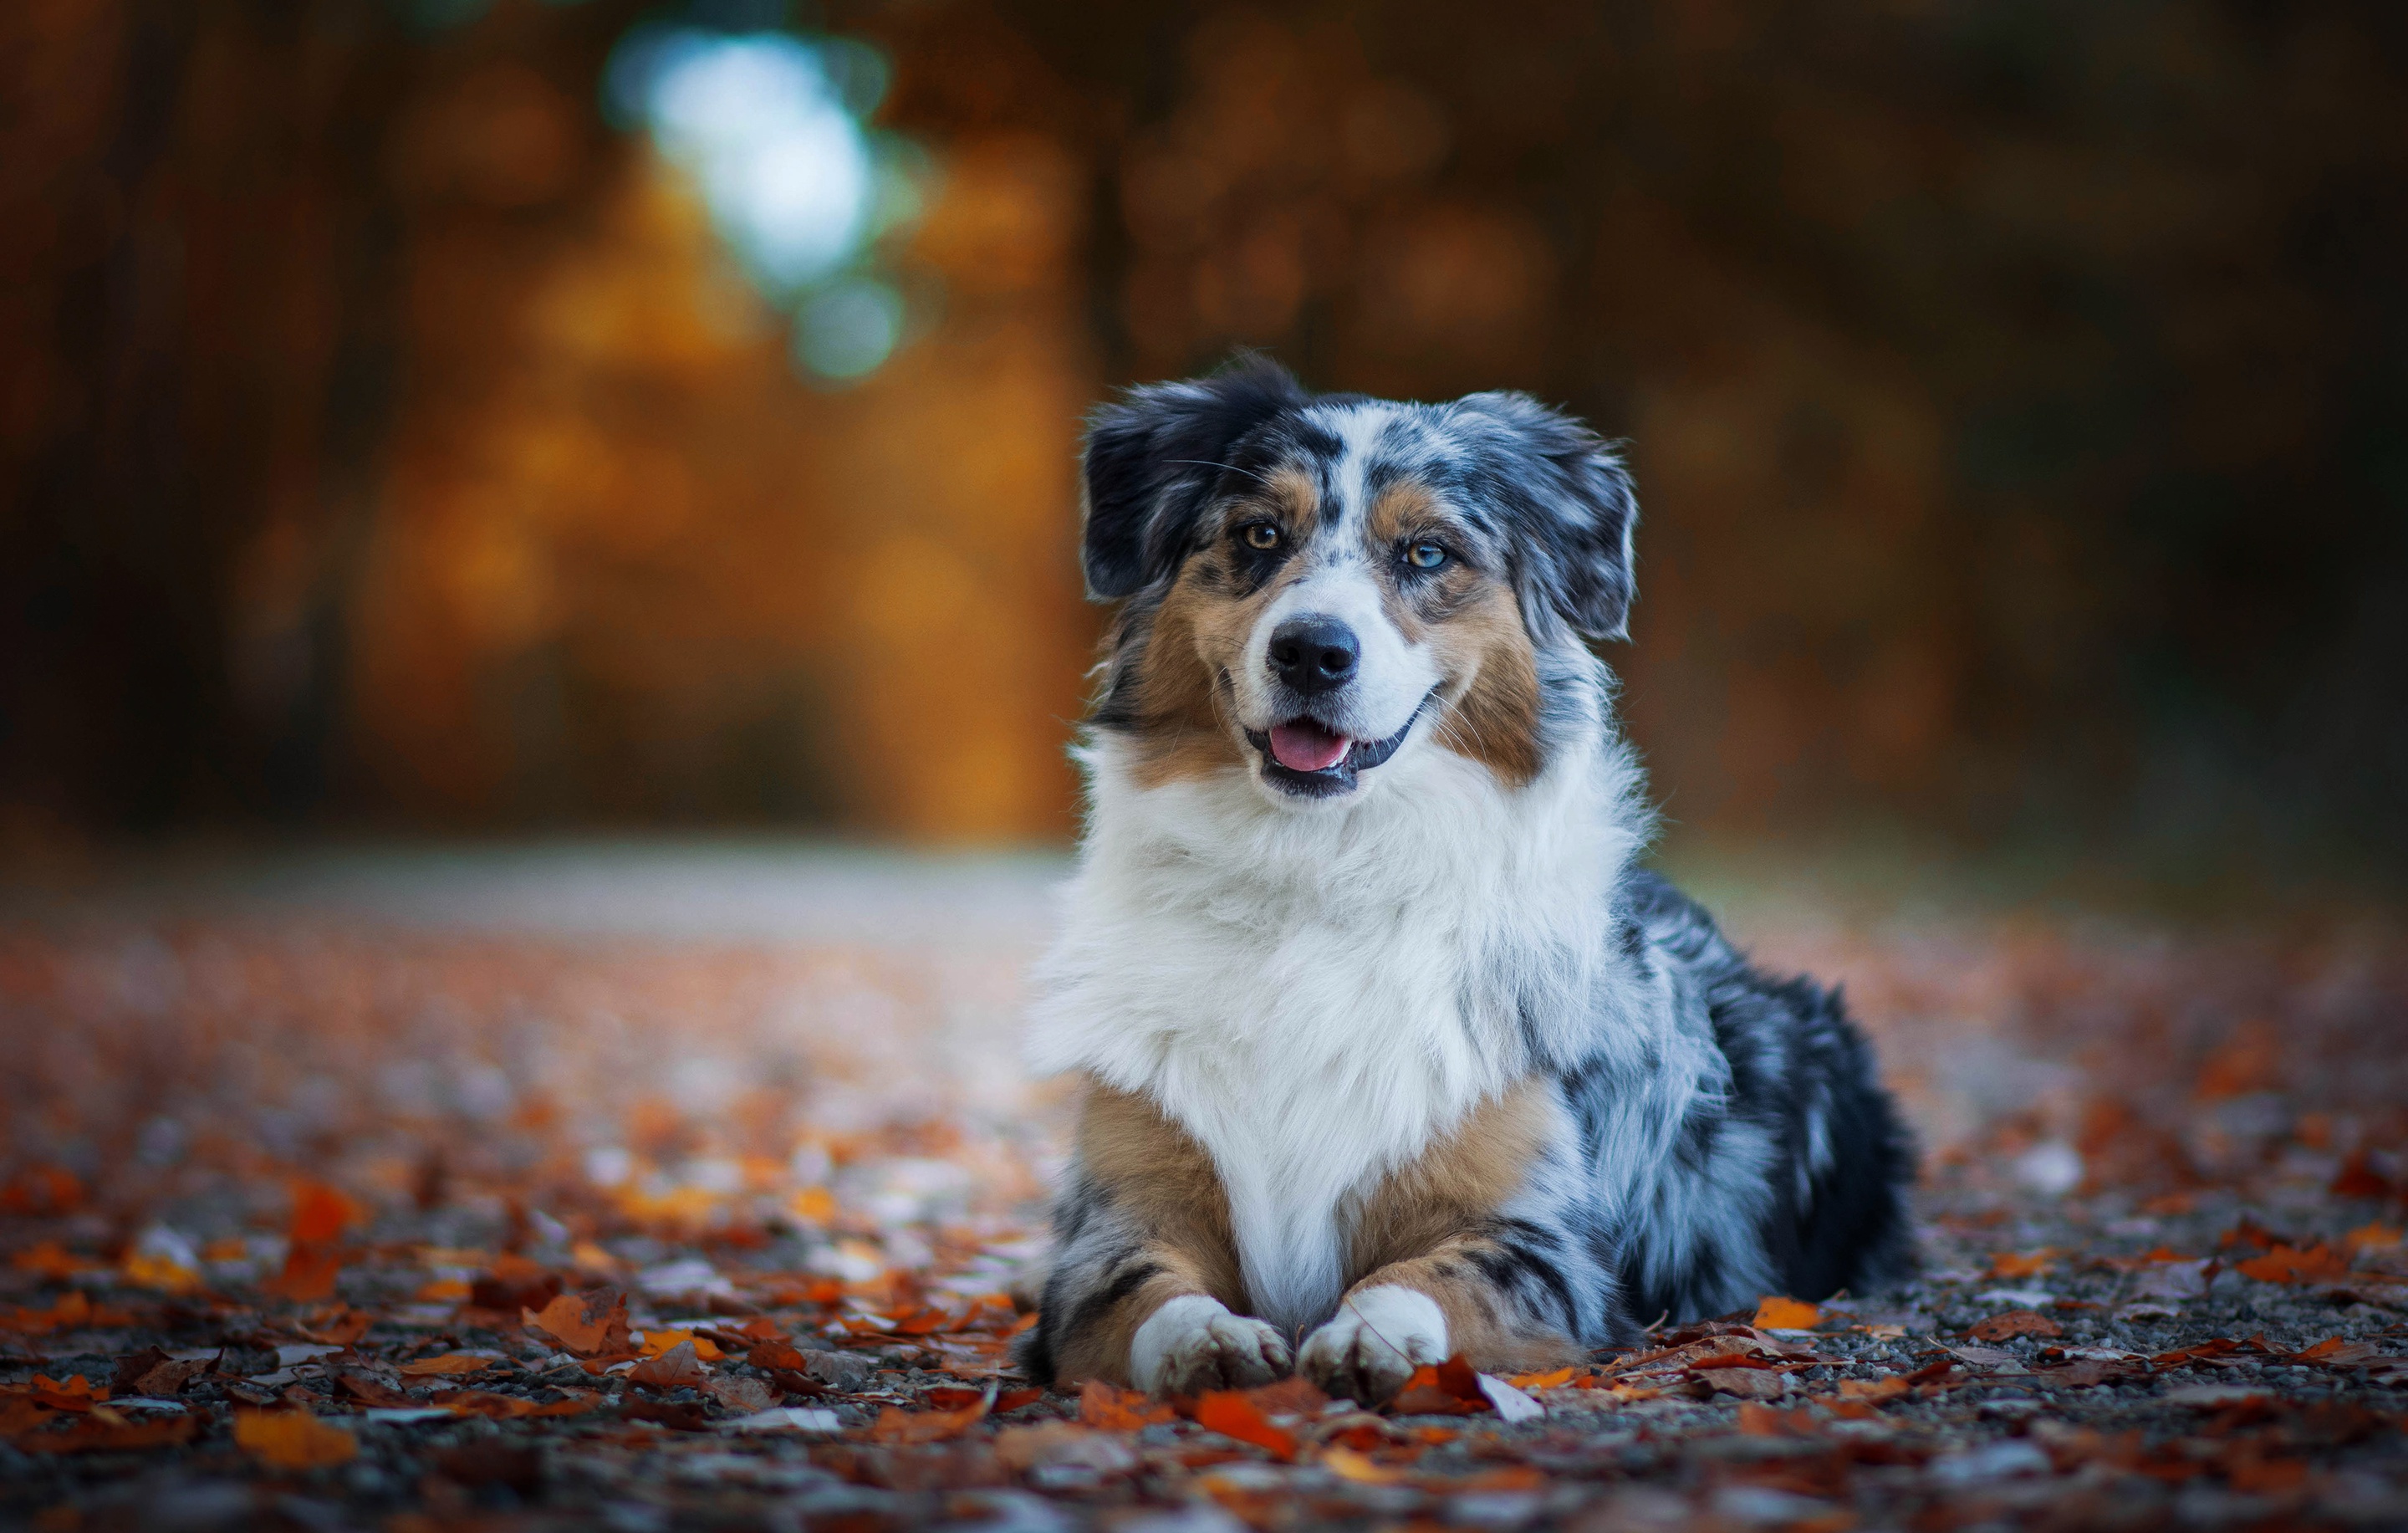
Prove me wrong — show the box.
[1268,616,1360,694]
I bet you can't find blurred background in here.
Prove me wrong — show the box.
[5,0,2406,893]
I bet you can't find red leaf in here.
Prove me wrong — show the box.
[1192,1390,1296,1459]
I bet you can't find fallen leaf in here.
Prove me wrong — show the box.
[2331,1152,2395,1200]
[335,1372,416,1408]
[1752,1295,1822,1331]
[1079,1379,1175,1430]
[1967,1309,2062,1342]
[18,1415,196,1455]
[264,1242,344,1304]
[868,1395,990,1443]
[1193,1389,1297,1459]
[523,1286,632,1357]
[398,1353,497,1378]
[29,1375,107,1412]
[636,1328,722,1362]
[1476,1373,1544,1422]
[1508,1366,1579,1390]
[628,1340,708,1389]
[1390,1354,1488,1415]
[235,1408,358,1469]
[1320,1444,1410,1484]
[1834,1377,1908,1402]
[1737,1403,1821,1436]
[287,1180,366,1244]
[1695,1367,1791,1400]
[1988,1251,2053,1280]
[702,1375,775,1413]
[2236,1244,2351,1285]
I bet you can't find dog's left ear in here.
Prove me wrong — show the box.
[1457,391,1639,642]
[1080,355,1310,600]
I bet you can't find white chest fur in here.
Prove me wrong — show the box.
[1027,728,1645,1337]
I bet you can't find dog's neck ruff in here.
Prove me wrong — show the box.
[1028,677,1649,1336]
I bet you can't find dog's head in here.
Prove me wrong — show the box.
[1083,356,1636,803]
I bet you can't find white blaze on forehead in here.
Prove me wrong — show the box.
[1312,401,1400,534]
[1226,398,1438,744]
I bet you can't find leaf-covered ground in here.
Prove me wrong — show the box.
[1,848,2403,1532]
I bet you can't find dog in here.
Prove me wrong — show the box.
[1017,357,1914,1404]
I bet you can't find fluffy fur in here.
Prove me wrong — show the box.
[1019,357,1913,1401]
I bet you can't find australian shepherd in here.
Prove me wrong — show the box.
[1018,357,1914,1404]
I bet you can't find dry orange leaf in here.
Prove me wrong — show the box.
[636,1328,722,1361]
[17,1414,196,1456]
[1835,1376,1909,1401]
[2236,1244,2351,1285]
[265,1243,344,1303]
[28,1375,106,1412]
[235,1409,358,1469]
[1989,1251,2053,1280]
[1507,1366,1579,1390]
[1319,1445,1409,1484]
[1967,1310,2063,1342]
[523,1286,632,1357]
[1080,1379,1176,1430]
[288,1180,366,1244]
[2343,1223,2401,1253]
[1737,1403,1820,1436]
[868,1393,991,1443]
[398,1353,497,1378]
[628,1340,708,1389]
[1193,1390,1298,1459]
[1389,1355,1488,1416]
[1752,1295,1822,1331]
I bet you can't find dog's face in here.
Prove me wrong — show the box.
[1082,360,1637,803]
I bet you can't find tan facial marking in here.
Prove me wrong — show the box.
[1049,1079,1247,1386]
[1431,582,1544,785]
[1366,479,1546,786]
[1120,470,1322,788]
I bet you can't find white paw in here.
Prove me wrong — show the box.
[1130,1295,1292,1397]
[1298,1285,1448,1406]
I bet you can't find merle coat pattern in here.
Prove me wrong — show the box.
[1018,357,1913,1403]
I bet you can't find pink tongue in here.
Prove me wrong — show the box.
[1269,720,1350,772]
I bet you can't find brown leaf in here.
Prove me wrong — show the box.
[523,1285,632,1357]
[2236,1244,2351,1284]
[1079,1379,1175,1430]
[628,1340,708,1389]
[234,1408,357,1469]
[263,1242,344,1303]
[1695,1367,1792,1401]
[869,1396,992,1444]
[1389,1354,1488,1415]
[471,1254,563,1314]
[18,1414,196,1455]
[703,1375,775,1413]
[398,1352,497,1378]
[335,1372,415,1408]
[1967,1309,2062,1342]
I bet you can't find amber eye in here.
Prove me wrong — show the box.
[1405,542,1448,570]
[1241,522,1283,551]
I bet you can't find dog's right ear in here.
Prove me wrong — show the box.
[1080,355,1309,600]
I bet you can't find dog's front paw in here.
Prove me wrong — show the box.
[1130,1295,1292,1397]
[1298,1285,1448,1406]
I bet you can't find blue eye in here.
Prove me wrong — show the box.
[1405,543,1447,570]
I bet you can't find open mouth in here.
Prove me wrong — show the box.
[1243,692,1436,796]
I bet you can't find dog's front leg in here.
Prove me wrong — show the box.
[1298,1231,1585,1406]
[1018,1081,1288,1394]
